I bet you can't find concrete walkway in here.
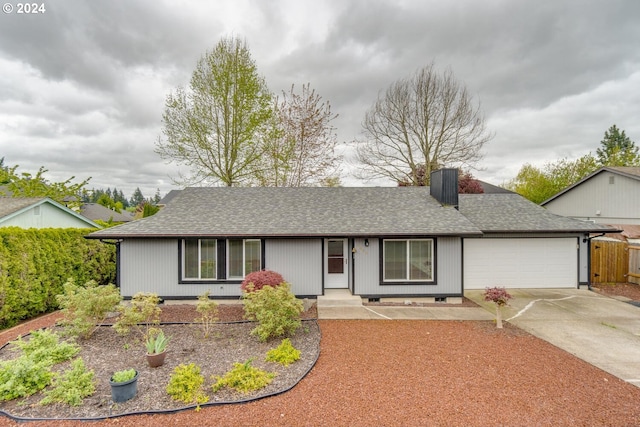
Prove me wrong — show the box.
[317,289,493,320]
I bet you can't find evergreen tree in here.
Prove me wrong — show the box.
[130,187,145,207]
[596,124,640,166]
[153,188,162,204]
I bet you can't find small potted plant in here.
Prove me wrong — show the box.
[109,368,138,403]
[145,328,170,368]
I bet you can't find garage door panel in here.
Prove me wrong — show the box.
[464,238,577,289]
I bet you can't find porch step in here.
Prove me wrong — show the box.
[317,289,364,307]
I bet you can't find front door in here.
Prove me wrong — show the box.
[324,238,349,289]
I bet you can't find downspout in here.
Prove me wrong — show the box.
[584,233,606,291]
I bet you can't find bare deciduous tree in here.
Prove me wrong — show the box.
[255,83,341,187]
[155,37,273,187]
[354,63,492,185]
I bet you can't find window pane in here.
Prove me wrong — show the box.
[328,240,343,257]
[184,240,199,279]
[328,240,344,274]
[245,240,261,275]
[410,240,432,280]
[384,241,407,280]
[228,240,244,278]
[201,239,217,279]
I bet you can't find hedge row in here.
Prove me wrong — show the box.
[0,227,115,329]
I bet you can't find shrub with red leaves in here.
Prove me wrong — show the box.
[241,270,285,293]
[483,286,512,307]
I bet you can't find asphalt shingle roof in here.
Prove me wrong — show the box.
[80,203,135,222]
[459,193,616,233]
[0,197,45,218]
[88,187,482,238]
[87,187,616,240]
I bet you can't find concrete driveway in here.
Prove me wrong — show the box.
[465,288,640,388]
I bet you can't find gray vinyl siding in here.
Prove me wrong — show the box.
[353,237,463,296]
[544,171,640,224]
[265,239,322,296]
[353,238,380,292]
[579,234,589,284]
[120,240,178,298]
[120,239,244,298]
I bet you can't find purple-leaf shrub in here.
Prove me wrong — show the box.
[241,270,285,293]
[484,286,512,329]
[484,286,512,307]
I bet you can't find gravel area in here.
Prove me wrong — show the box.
[2,286,640,426]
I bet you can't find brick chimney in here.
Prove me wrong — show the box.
[430,168,459,209]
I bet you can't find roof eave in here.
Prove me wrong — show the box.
[86,231,484,240]
[478,228,622,234]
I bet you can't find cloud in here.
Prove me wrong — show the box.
[0,0,639,199]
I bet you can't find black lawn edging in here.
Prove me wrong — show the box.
[0,318,321,422]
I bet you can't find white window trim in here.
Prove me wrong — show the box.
[182,239,217,281]
[383,239,434,282]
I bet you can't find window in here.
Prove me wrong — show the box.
[383,239,433,282]
[183,239,217,280]
[227,239,261,279]
[181,238,262,282]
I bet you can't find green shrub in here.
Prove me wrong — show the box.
[265,338,301,367]
[196,291,219,338]
[56,278,121,339]
[111,368,137,383]
[242,282,303,342]
[212,359,275,394]
[0,357,53,401]
[12,329,80,365]
[0,227,116,330]
[40,358,96,406]
[166,363,209,405]
[113,292,161,337]
[0,330,81,401]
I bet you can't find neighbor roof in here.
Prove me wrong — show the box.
[0,197,100,228]
[80,203,135,223]
[459,193,616,233]
[87,187,483,239]
[157,189,182,206]
[541,166,640,206]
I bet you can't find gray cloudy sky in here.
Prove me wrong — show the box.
[1,0,639,199]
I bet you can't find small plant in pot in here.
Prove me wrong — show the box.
[145,328,170,368]
[110,368,138,403]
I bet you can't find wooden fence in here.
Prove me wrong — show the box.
[590,240,629,284]
[629,245,640,285]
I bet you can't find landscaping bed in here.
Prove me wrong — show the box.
[3,288,640,426]
[0,304,320,421]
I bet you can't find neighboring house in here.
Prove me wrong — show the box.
[157,189,182,208]
[80,203,135,223]
[542,167,640,284]
[477,181,513,194]
[0,197,100,229]
[541,167,640,227]
[87,170,614,299]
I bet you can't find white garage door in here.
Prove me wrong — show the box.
[464,238,578,289]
